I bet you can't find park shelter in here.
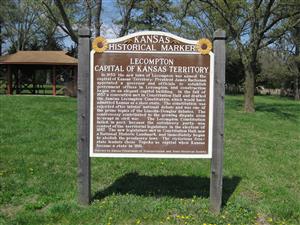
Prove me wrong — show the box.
[0,51,78,96]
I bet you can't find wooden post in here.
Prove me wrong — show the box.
[210,29,226,213]
[7,65,13,95]
[16,67,20,94]
[77,26,91,205]
[52,66,56,96]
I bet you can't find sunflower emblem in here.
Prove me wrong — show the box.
[196,38,212,55]
[92,36,108,53]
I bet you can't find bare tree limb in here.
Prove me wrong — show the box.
[260,0,275,32]
[261,11,300,35]
[200,0,237,38]
[177,0,194,32]
[119,0,136,37]
[54,0,78,43]
[85,0,92,30]
[95,0,102,37]
[182,0,193,18]
[42,1,72,38]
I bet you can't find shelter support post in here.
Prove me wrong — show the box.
[210,29,226,214]
[77,26,91,205]
[73,66,77,81]
[7,65,13,95]
[15,67,20,94]
[52,66,56,96]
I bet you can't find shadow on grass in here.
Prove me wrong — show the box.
[255,104,298,121]
[93,172,241,206]
[225,98,243,110]
[226,96,299,121]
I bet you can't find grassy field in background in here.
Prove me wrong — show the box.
[0,95,299,225]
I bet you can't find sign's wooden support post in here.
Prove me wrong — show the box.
[210,29,226,213]
[77,26,91,205]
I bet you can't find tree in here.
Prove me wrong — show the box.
[166,0,218,39]
[43,0,103,43]
[258,48,291,91]
[1,0,42,52]
[258,21,300,100]
[115,0,172,34]
[0,14,3,55]
[94,0,102,36]
[1,0,69,53]
[42,0,80,44]
[196,0,300,112]
[290,24,300,100]
[226,47,245,92]
[34,20,64,50]
[117,0,137,37]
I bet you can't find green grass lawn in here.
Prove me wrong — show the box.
[0,95,299,225]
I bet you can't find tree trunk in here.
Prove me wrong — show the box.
[280,82,286,97]
[0,19,2,56]
[295,76,299,100]
[85,0,92,30]
[294,29,300,100]
[95,0,102,37]
[242,58,256,112]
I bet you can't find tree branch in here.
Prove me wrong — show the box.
[42,1,72,38]
[200,0,238,38]
[54,0,78,44]
[260,29,288,49]
[85,0,92,30]
[118,0,136,37]
[260,0,275,31]
[262,11,300,35]
[95,0,102,37]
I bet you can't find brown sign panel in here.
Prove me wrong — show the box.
[90,31,214,158]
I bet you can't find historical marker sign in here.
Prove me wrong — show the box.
[90,31,214,158]
[79,28,225,211]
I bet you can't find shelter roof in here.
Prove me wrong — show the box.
[0,51,78,65]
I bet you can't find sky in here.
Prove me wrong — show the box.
[63,0,120,50]
[100,0,120,38]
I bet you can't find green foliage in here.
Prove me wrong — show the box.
[226,46,244,86]
[0,0,65,53]
[0,95,299,224]
[1,0,40,52]
[187,0,300,110]
[116,0,172,32]
[258,48,291,88]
